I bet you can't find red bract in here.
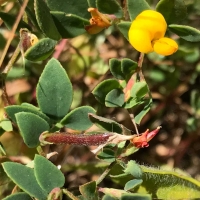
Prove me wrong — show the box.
[131,126,161,148]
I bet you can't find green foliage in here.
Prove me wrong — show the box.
[169,24,200,42]
[127,0,150,21]
[117,21,131,41]
[92,79,121,104]
[88,113,123,133]
[60,106,96,131]
[156,0,187,24]
[2,192,32,200]
[24,38,57,61]
[0,12,30,31]
[36,58,73,120]
[1,0,200,199]
[96,0,123,18]
[79,181,98,199]
[34,0,61,40]
[2,162,48,199]
[16,112,50,148]
[34,155,65,193]
[51,12,89,38]
[5,105,51,125]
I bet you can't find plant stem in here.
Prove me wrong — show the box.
[0,0,28,70]
[96,160,117,185]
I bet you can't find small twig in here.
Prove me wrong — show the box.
[96,160,117,185]
[129,112,139,136]
[2,45,21,74]
[36,146,46,157]
[0,0,29,69]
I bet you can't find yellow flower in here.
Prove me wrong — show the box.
[85,8,111,34]
[128,10,178,56]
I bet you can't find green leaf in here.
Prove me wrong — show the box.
[135,99,152,124]
[109,58,124,80]
[124,160,142,179]
[36,58,73,120]
[0,119,12,133]
[5,105,51,125]
[140,165,200,199]
[156,0,187,24]
[34,155,65,193]
[191,90,200,113]
[102,194,118,200]
[130,82,148,98]
[168,24,200,42]
[117,21,131,41]
[0,142,6,155]
[124,179,143,191]
[16,112,50,148]
[25,38,57,61]
[51,12,89,38]
[88,113,122,133]
[60,106,96,131]
[46,0,90,19]
[97,148,116,163]
[19,0,40,30]
[127,0,150,21]
[96,0,123,18]
[92,79,120,104]
[2,192,33,200]
[120,193,151,200]
[121,58,138,80]
[34,0,61,40]
[2,162,47,200]
[105,89,125,107]
[0,12,30,31]
[79,181,98,200]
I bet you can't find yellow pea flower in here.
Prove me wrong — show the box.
[128,10,178,56]
[85,8,112,34]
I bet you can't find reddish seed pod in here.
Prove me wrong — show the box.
[45,133,112,146]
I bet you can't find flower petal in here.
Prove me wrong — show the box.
[153,37,178,56]
[85,24,104,34]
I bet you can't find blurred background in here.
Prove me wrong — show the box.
[0,0,200,198]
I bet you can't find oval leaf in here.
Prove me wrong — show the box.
[96,0,123,18]
[121,58,138,81]
[134,99,152,124]
[97,148,116,163]
[127,0,150,21]
[79,181,98,200]
[16,112,50,148]
[92,79,120,104]
[46,0,90,19]
[140,165,200,199]
[169,24,200,42]
[130,82,148,98]
[3,192,33,200]
[25,38,57,61]
[88,113,122,133]
[2,162,47,200]
[34,155,65,193]
[105,89,125,107]
[36,58,73,120]
[60,106,96,131]
[156,0,187,24]
[51,12,89,38]
[109,58,124,80]
[5,105,51,125]
[34,0,61,40]
[124,179,143,191]
[117,21,131,41]
[124,160,143,179]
